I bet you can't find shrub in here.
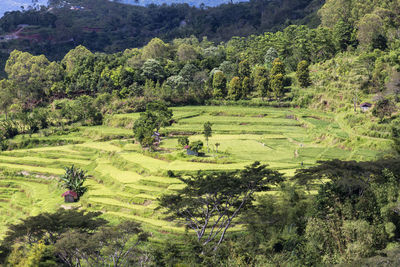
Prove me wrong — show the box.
[189,140,203,153]
[178,136,189,148]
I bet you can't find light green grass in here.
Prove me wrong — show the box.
[0,105,390,241]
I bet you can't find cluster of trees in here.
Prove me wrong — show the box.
[133,101,172,148]
[0,0,321,62]
[0,209,150,266]
[1,158,400,265]
[0,0,399,120]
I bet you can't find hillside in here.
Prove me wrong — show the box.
[120,0,249,7]
[0,0,322,77]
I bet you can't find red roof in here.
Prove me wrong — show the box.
[62,190,78,199]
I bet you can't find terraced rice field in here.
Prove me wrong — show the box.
[0,106,390,238]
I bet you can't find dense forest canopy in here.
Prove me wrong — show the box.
[0,0,322,73]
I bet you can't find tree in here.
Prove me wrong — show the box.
[242,76,251,98]
[212,71,227,99]
[203,121,212,152]
[158,162,284,253]
[133,102,172,147]
[0,80,15,119]
[0,209,107,261]
[296,60,311,88]
[188,140,203,154]
[142,37,168,59]
[215,142,220,153]
[270,58,286,100]
[5,50,52,103]
[372,98,396,121]
[55,221,149,267]
[357,13,385,50]
[252,65,268,89]
[264,47,278,69]
[392,123,400,154]
[270,73,284,100]
[141,59,165,82]
[270,58,285,76]
[257,78,269,100]
[228,76,242,100]
[62,45,93,73]
[177,44,198,62]
[333,19,354,51]
[178,136,189,148]
[238,59,251,78]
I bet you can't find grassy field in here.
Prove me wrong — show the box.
[0,105,391,239]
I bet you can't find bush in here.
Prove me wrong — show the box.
[189,140,203,153]
[178,136,189,148]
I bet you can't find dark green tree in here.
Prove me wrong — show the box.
[228,76,242,100]
[372,98,396,121]
[296,60,311,88]
[133,102,172,148]
[55,221,149,267]
[242,76,252,98]
[203,121,213,152]
[0,209,107,261]
[178,136,189,148]
[158,162,283,253]
[238,59,251,79]
[212,71,227,99]
[270,58,286,100]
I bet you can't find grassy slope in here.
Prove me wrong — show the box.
[0,105,390,239]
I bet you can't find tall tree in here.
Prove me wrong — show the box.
[133,101,172,148]
[228,76,242,100]
[158,162,283,253]
[296,60,311,88]
[0,80,15,119]
[203,121,212,152]
[212,71,227,99]
[270,58,286,100]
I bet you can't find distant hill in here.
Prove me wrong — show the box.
[0,0,47,17]
[0,0,322,77]
[120,0,249,7]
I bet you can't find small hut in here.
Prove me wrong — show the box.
[360,102,372,112]
[62,190,78,203]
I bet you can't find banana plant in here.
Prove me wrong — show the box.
[59,165,88,198]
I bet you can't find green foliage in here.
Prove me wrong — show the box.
[158,162,284,253]
[296,60,311,88]
[0,208,107,261]
[55,221,149,267]
[178,136,189,148]
[228,76,242,100]
[242,76,252,98]
[212,71,227,99]
[133,101,172,147]
[59,165,88,198]
[372,98,396,120]
[189,140,203,153]
[392,123,400,154]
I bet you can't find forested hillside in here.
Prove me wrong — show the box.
[0,0,400,266]
[0,0,322,76]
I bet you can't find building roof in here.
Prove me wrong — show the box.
[360,102,372,107]
[62,190,78,199]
